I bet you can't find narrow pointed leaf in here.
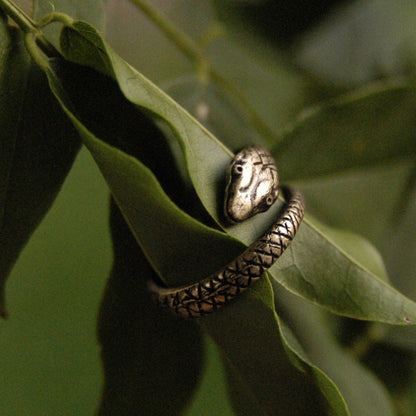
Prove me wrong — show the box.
[274,283,396,416]
[272,83,416,182]
[201,278,344,416]
[44,58,207,414]
[0,24,81,317]
[58,20,416,325]
[44,58,336,415]
[98,201,204,416]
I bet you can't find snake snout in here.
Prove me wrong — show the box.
[225,198,253,222]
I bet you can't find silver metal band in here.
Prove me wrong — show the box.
[149,186,305,318]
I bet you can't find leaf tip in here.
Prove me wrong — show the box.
[0,294,8,319]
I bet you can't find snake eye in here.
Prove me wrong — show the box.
[266,196,274,206]
[232,163,244,175]
[257,194,276,214]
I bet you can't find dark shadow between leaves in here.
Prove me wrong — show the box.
[48,57,216,225]
[97,201,204,415]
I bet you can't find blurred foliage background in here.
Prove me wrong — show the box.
[1,0,416,415]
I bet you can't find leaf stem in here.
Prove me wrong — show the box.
[0,0,59,58]
[37,11,74,29]
[130,0,277,143]
[0,0,36,31]
[24,31,49,71]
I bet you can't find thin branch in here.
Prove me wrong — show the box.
[0,0,59,58]
[130,0,278,143]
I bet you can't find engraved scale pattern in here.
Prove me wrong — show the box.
[149,185,305,318]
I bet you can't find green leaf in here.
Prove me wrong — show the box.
[33,0,105,49]
[105,1,312,144]
[98,201,204,416]
[271,82,416,345]
[45,59,241,285]
[294,0,416,85]
[0,23,81,317]
[39,16,416,413]
[274,283,396,416]
[44,58,335,415]
[273,83,416,182]
[276,108,416,351]
[0,21,28,317]
[274,215,416,324]
[201,279,345,416]
[276,319,349,416]
[58,20,416,325]
[38,56,209,413]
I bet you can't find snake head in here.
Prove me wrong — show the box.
[224,146,279,223]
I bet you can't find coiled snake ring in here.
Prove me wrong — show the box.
[149,145,305,318]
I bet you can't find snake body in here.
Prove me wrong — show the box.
[149,146,305,318]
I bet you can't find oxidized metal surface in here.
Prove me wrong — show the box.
[149,146,305,318]
[224,146,279,222]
